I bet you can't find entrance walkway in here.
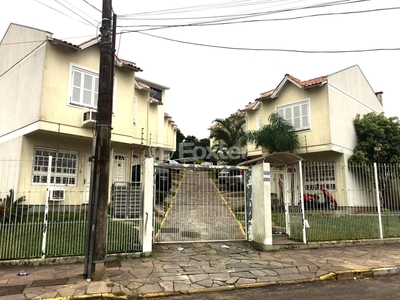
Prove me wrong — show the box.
[155,170,245,242]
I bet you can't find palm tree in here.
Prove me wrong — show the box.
[210,113,246,165]
[246,112,299,153]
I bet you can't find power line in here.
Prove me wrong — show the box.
[116,6,400,31]
[35,0,98,28]
[119,0,367,18]
[51,0,98,27]
[118,0,369,21]
[6,0,398,55]
[83,0,102,13]
[136,31,400,53]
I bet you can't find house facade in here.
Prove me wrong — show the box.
[0,23,177,206]
[242,65,384,206]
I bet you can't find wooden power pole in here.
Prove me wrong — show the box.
[85,0,114,281]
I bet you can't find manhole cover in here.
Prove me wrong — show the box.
[0,285,26,296]
[181,231,200,238]
[31,278,68,287]
[160,227,179,233]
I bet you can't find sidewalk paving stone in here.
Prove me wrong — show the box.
[0,240,400,299]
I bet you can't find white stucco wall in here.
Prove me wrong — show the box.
[0,25,46,138]
[250,163,272,247]
[0,137,23,199]
[327,65,383,153]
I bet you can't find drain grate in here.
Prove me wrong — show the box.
[0,285,26,296]
[31,279,68,287]
[181,231,200,238]
[160,227,179,233]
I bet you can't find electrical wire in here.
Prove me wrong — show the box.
[63,0,99,26]
[118,0,369,19]
[9,0,399,55]
[51,0,98,27]
[35,0,97,28]
[116,6,400,30]
[83,0,102,14]
[136,31,400,53]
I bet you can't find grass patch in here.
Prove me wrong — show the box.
[288,213,400,242]
[0,216,141,259]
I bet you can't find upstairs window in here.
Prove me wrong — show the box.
[256,115,262,130]
[150,87,162,103]
[70,66,99,109]
[277,99,310,131]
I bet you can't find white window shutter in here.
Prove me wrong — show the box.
[301,102,309,128]
[276,99,310,131]
[256,115,262,130]
[133,96,137,124]
[293,105,301,129]
[71,70,82,103]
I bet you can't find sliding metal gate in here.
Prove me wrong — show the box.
[153,164,248,243]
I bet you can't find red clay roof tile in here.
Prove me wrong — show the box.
[286,74,327,87]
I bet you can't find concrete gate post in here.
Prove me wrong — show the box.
[250,162,272,250]
[142,157,154,255]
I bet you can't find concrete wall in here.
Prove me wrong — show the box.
[0,25,47,137]
[250,163,272,248]
[244,108,262,158]
[327,65,384,154]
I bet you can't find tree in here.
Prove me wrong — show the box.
[349,112,400,165]
[183,135,199,144]
[245,112,300,153]
[171,129,186,160]
[349,112,400,210]
[171,131,212,161]
[0,189,26,224]
[210,113,246,165]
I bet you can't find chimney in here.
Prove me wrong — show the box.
[375,91,383,105]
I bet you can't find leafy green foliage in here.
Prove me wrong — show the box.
[0,189,26,224]
[349,112,400,164]
[245,112,300,153]
[210,113,246,165]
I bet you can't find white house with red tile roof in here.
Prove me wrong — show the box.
[240,65,383,206]
[244,65,383,162]
[0,23,177,205]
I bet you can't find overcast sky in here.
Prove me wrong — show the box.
[1,0,399,139]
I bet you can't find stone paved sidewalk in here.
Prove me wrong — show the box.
[1,240,400,300]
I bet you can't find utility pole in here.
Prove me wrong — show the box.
[85,0,114,281]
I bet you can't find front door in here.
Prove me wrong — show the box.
[271,170,289,235]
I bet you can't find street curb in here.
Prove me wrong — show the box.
[46,293,127,300]
[372,266,400,276]
[42,267,400,300]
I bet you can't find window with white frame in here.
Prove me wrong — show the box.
[256,115,262,130]
[277,99,310,131]
[32,148,78,185]
[70,66,99,109]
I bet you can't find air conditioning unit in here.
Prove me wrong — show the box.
[49,187,65,201]
[82,110,97,127]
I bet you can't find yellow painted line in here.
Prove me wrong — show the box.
[212,178,246,238]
